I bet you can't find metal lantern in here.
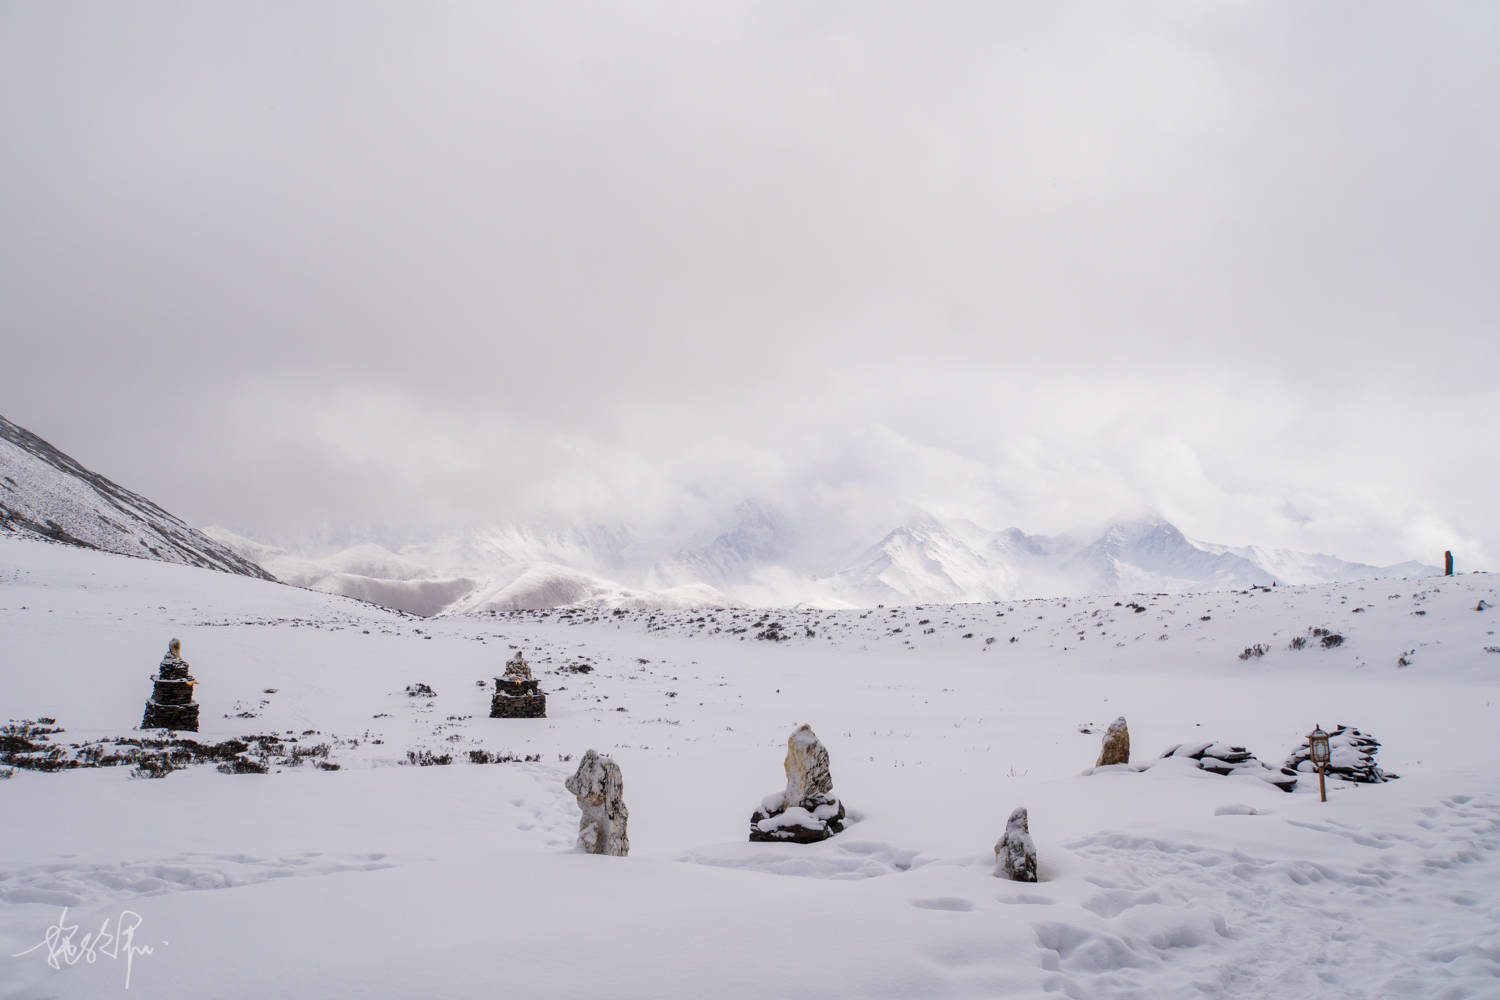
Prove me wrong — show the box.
[1309,724,1331,802]
[1309,725,1331,765]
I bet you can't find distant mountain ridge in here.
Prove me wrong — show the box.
[0,413,275,580]
[0,413,1438,614]
[211,508,1439,616]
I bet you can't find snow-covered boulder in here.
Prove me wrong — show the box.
[1095,716,1130,766]
[564,750,629,856]
[994,807,1037,882]
[749,724,847,843]
[1160,741,1298,792]
[1285,725,1396,783]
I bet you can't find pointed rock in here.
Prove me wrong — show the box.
[995,807,1038,882]
[1096,716,1130,766]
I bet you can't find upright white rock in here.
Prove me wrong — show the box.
[784,723,834,806]
[995,806,1038,882]
[565,749,629,856]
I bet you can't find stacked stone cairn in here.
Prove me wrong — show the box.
[140,638,200,732]
[1159,740,1298,792]
[565,750,629,856]
[994,807,1038,882]
[1095,716,1130,767]
[749,724,847,843]
[1285,725,1396,783]
[490,651,546,719]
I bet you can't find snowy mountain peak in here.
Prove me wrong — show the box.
[648,499,796,588]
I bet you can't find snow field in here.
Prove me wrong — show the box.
[2,536,1497,998]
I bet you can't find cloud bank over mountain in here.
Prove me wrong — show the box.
[209,507,1436,616]
[2,4,1495,569]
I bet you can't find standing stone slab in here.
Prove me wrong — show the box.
[1095,716,1130,767]
[995,807,1038,882]
[565,750,629,856]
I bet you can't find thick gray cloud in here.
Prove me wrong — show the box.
[2,2,1496,565]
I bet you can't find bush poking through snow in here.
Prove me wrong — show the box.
[1238,644,1269,660]
[131,753,181,779]
[1288,629,1344,650]
[405,749,452,766]
[405,683,436,698]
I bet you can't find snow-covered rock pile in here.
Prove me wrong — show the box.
[1285,725,1397,783]
[994,806,1038,882]
[140,637,200,731]
[749,724,847,843]
[1159,741,1299,792]
[565,749,629,856]
[490,650,546,718]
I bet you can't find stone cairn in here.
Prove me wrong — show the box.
[1159,740,1298,792]
[995,806,1038,882]
[1285,725,1396,783]
[749,724,847,843]
[140,638,200,732]
[490,651,546,719]
[1095,716,1130,767]
[565,750,629,856]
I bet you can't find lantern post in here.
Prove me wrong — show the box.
[1308,724,1331,803]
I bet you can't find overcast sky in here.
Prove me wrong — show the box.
[2,2,1496,565]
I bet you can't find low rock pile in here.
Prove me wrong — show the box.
[750,724,847,843]
[1285,725,1397,783]
[1159,741,1298,792]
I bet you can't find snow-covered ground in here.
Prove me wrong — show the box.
[2,535,1497,999]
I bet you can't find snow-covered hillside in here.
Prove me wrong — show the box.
[0,415,273,581]
[203,527,477,616]
[2,534,1496,998]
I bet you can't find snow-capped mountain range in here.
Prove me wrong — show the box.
[0,413,1437,614]
[208,508,1433,616]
